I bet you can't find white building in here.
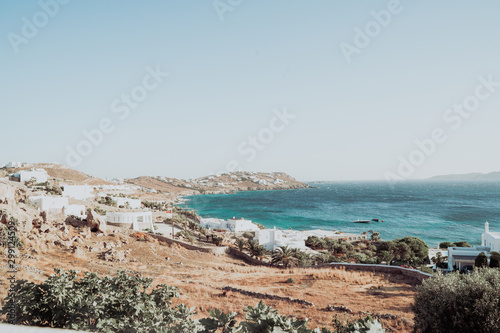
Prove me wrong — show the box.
[5,162,23,168]
[199,217,260,232]
[14,169,48,183]
[106,211,154,231]
[29,195,68,211]
[64,204,86,218]
[28,195,86,218]
[62,185,94,201]
[226,218,260,232]
[199,218,226,230]
[447,246,490,271]
[113,197,141,209]
[254,228,309,251]
[482,222,500,252]
[254,228,367,252]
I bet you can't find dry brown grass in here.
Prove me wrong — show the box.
[0,227,417,332]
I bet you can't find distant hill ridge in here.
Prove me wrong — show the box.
[1,163,309,195]
[428,171,500,181]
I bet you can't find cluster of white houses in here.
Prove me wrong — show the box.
[254,228,367,252]
[199,217,261,232]
[8,168,157,232]
[199,217,367,252]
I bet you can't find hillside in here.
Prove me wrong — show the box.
[127,171,310,196]
[2,163,112,185]
[428,171,500,181]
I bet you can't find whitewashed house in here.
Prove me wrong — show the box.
[447,246,490,271]
[482,222,500,252]
[28,195,86,218]
[199,217,260,232]
[64,204,86,218]
[62,185,94,201]
[254,228,309,251]
[254,228,366,252]
[199,218,226,230]
[29,195,68,212]
[13,169,48,183]
[106,211,154,231]
[113,197,141,209]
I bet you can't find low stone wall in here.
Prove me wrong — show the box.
[222,286,314,306]
[227,247,270,266]
[324,263,433,282]
[227,248,431,282]
[151,234,227,255]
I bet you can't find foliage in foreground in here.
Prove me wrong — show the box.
[2,270,385,333]
[413,268,500,333]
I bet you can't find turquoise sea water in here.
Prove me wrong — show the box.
[185,182,500,247]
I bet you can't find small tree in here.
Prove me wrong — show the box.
[475,252,489,268]
[490,251,500,268]
[452,241,472,248]
[439,241,452,249]
[271,246,299,268]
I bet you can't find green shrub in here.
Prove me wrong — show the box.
[413,268,500,333]
[438,241,452,249]
[475,252,489,268]
[452,241,472,248]
[490,251,500,268]
[2,270,386,333]
[1,269,200,332]
[285,278,295,284]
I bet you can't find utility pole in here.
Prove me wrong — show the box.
[171,203,174,239]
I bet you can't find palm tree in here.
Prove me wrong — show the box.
[246,240,267,260]
[234,238,247,252]
[271,246,299,268]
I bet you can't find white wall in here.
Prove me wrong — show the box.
[63,185,94,201]
[106,212,154,230]
[113,197,141,209]
[65,204,86,218]
[29,196,68,211]
[18,169,48,183]
[227,219,260,232]
[29,196,86,218]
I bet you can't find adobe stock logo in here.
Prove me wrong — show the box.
[8,0,71,54]
[65,65,169,167]
[384,75,499,183]
[339,0,405,64]
[217,108,296,174]
[213,0,243,21]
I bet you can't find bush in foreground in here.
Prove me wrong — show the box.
[413,268,500,333]
[2,270,386,333]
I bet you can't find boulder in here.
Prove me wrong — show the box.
[100,249,128,262]
[0,182,15,205]
[71,245,87,259]
[85,210,107,234]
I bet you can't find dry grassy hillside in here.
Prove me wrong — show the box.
[0,232,416,332]
[4,163,111,185]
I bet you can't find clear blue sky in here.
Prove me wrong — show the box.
[1,0,499,181]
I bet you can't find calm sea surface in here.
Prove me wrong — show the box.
[184,181,500,247]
